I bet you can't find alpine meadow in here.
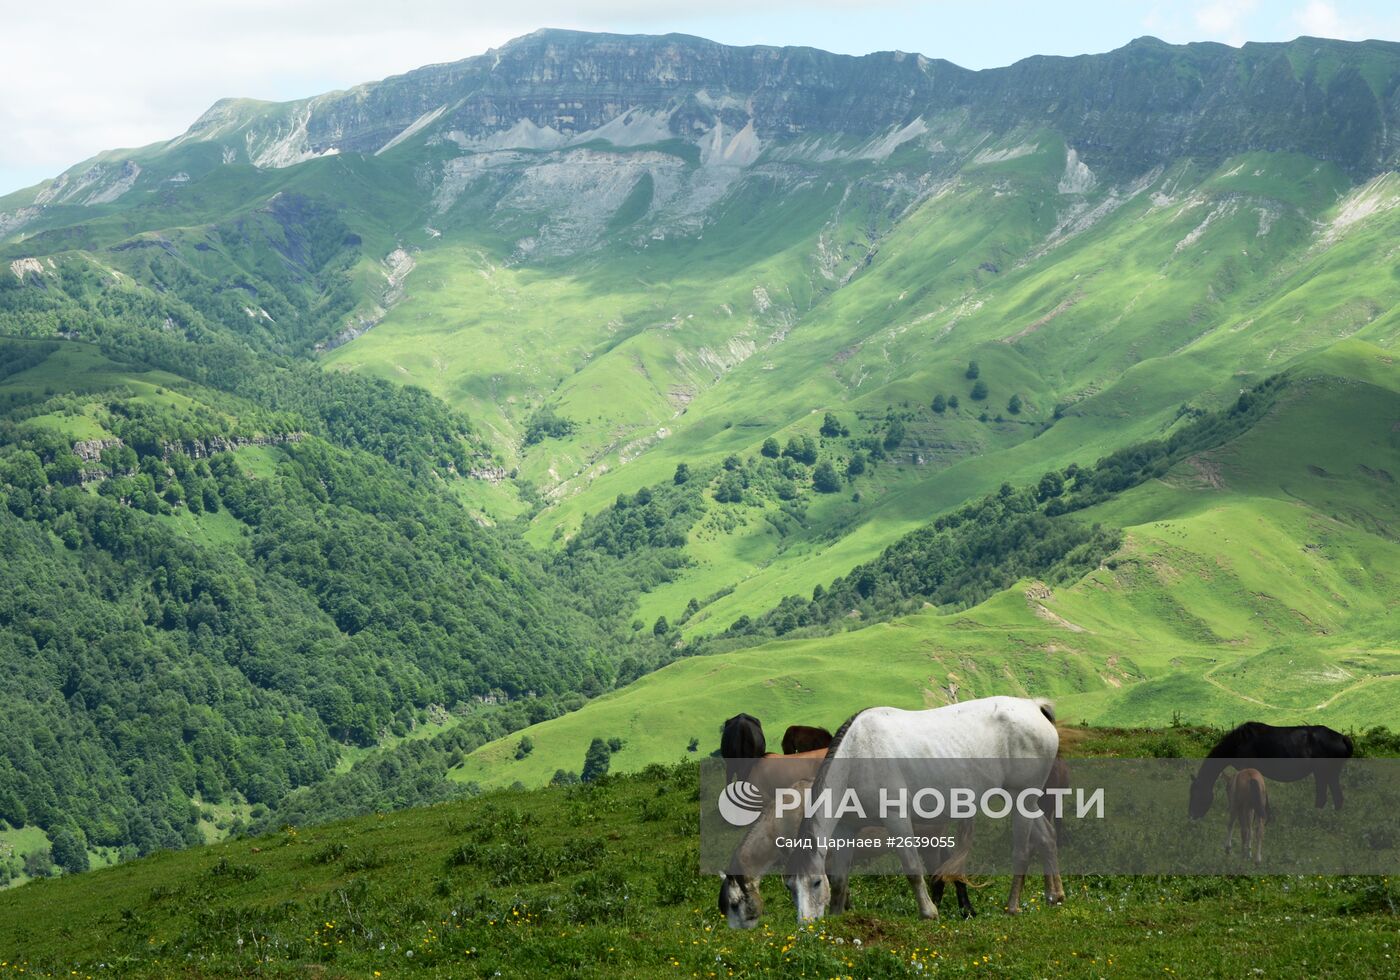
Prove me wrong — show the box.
[2,22,1400,976]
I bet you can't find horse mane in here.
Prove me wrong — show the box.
[795,708,871,847]
[823,708,871,760]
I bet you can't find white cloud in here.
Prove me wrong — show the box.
[1293,1,1360,39]
[1193,0,1259,45]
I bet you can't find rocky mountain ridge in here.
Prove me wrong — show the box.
[7,30,1400,232]
[171,31,1400,175]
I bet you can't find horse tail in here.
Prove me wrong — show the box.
[930,870,991,889]
[928,831,984,886]
[929,850,966,880]
[1252,778,1269,824]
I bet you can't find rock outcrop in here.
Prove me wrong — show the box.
[160,432,306,461]
[73,438,122,462]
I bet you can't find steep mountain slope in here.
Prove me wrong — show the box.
[458,342,1400,786]
[0,335,672,881]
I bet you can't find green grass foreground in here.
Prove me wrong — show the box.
[2,730,1398,978]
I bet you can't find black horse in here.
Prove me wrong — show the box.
[720,713,766,781]
[1188,722,1353,819]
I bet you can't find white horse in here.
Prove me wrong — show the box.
[786,695,1063,921]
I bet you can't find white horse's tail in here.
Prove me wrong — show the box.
[928,824,983,885]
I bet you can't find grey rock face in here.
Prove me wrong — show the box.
[178,30,1400,178]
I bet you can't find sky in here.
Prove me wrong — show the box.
[2,0,1399,197]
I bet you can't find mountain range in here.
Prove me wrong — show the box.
[1,29,1398,874]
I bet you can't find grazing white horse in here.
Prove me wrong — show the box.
[786,696,1063,921]
[721,777,975,929]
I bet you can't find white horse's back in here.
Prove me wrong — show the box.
[836,696,1058,773]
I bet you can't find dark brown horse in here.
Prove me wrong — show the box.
[1188,722,1353,819]
[781,725,833,755]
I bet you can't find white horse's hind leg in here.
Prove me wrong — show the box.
[1034,814,1064,905]
[1007,812,1033,914]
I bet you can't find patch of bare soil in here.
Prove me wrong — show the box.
[1187,455,1225,489]
[1003,291,1081,343]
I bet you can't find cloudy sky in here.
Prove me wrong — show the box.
[3,0,1398,196]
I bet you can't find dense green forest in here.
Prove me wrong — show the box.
[0,259,686,864]
[0,264,480,477]
[0,409,632,852]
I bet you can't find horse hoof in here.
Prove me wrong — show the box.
[961,908,976,920]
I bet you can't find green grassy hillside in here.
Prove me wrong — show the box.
[3,737,1399,978]
[457,346,1400,787]
[318,146,1400,644]
[8,75,1400,654]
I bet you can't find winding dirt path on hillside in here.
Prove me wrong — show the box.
[1202,661,1279,710]
[1202,659,1399,714]
[1310,673,1400,711]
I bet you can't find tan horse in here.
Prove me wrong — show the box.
[719,748,977,927]
[720,751,826,930]
[1224,768,1269,864]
